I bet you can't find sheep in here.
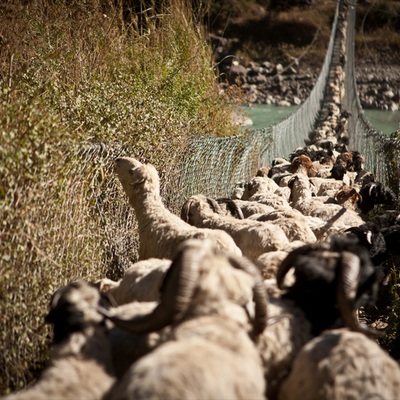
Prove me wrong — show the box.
[345,223,388,269]
[181,194,290,262]
[256,250,288,280]
[288,174,366,239]
[256,241,310,284]
[288,154,317,177]
[358,181,397,215]
[254,235,381,399]
[309,177,347,196]
[231,181,247,199]
[99,239,268,400]
[3,281,116,400]
[216,197,275,218]
[114,157,242,259]
[334,185,362,211]
[278,328,400,400]
[242,175,282,197]
[354,169,375,187]
[241,175,291,202]
[248,208,317,244]
[276,235,380,337]
[96,258,172,304]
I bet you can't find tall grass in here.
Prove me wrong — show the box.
[0,0,240,394]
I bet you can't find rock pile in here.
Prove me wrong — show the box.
[211,33,400,111]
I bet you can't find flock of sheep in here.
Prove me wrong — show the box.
[4,129,400,399]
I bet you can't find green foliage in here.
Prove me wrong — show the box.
[378,270,400,359]
[0,0,240,394]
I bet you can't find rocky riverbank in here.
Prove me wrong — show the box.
[211,34,400,111]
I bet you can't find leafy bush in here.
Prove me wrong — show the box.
[0,0,239,394]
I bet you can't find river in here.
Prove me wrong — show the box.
[242,105,400,135]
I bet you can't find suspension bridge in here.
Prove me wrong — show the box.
[165,0,396,212]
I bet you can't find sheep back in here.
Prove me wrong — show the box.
[279,329,400,400]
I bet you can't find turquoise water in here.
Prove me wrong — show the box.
[243,104,400,135]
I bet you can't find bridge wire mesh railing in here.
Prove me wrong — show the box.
[169,1,342,209]
[344,0,400,195]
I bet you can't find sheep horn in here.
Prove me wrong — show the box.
[206,197,224,214]
[180,198,193,223]
[276,243,330,289]
[227,255,268,335]
[217,198,245,219]
[99,240,211,333]
[336,251,381,338]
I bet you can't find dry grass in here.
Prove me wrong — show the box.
[0,0,240,394]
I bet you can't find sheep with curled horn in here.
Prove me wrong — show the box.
[3,281,116,400]
[255,236,381,398]
[99,239,268,400]
[218,197,276,218]
[276,235,380,337]
[114,157,242,259]
[181,194,290,262]
[278,328,400,400]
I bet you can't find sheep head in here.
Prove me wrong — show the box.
[276,236,380,337]
[288,154,317,177]
[46,281,108,344]
[334,186,362,210]
[216,198,245,219]
[243,176,279,199]
[359,182,398,214]
[181,194,222,225]
[115,157,161,200]
[98,239,268,337]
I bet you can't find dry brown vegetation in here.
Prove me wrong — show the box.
[0,0,240,394]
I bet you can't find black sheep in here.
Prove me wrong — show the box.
[358,182,397,215]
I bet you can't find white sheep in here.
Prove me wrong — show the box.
[248,208,317,244]
[100,239,268,400]
[242,176,291,204]
[96,258,172,304]
[257,295,313,399]
[105,301,164,379]
[114,157,242,259]
[309,176,346,196]
[217,197,275,218]
[3,281,116,400]
[181,194,290,262]
[279,328,400,400]
[288,173,365,239]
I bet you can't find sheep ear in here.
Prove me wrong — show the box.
[129,167,146,186]
[180,198,192,222]
[94,278,119,293]
[277,243,328,289]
